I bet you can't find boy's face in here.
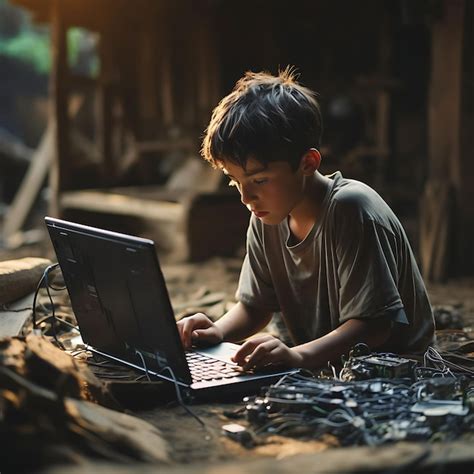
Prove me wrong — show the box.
[222,157,307,225]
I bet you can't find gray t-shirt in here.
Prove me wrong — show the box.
[236,171,435,354]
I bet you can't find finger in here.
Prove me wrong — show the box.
[243,340,280,370]
[232,338,265,365]
[246,345,289,371]
[181,318,198,349]
[176,320,187,346]
[192,327,219,345]
[181,314,211,349]
[232,335,275,364]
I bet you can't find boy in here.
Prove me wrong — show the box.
[177,68,435,371]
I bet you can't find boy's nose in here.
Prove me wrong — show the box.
[239,186,254,206]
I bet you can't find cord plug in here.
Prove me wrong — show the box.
[222,423,255,448]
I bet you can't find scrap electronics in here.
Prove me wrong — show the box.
[238,344,474,446]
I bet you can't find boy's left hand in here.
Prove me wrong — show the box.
[231,335,303,370]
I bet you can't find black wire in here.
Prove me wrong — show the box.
[245,370,474,446]
[44,266,66,350]
[46,275,67,291]
[159,365,210,433]
[32,263,61,327]
[31,263,68,350]
[134,350,212,435]
[1,304,33,312]
[32,268,47,329]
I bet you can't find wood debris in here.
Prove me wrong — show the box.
[0,335,170,471]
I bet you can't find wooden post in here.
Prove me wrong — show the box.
[456,0,474,274]
[420,0,465,280]
[95,30,114,184]
[159,7,174,130]
[195,6,221,130]
[135,2,161,138]
[428,0,464,181]
[49,0,69,216]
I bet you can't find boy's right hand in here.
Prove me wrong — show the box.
[176,313,224,349]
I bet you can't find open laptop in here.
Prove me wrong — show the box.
[45,217,295,400]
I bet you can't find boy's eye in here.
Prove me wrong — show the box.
[254,178,268,185]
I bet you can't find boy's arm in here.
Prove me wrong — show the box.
[216,301,273,342]
[234,316,392,370]
[293,317,392,369]
[177,301,272,349]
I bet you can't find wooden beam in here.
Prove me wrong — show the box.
[60,190,183,223]
[428,0,464,181]
[421,0,465,280]
[2,122,54,242]
[2,98,83,244]
[456,0,474,273]
[159,10,174,129]
[195,6,221,128]
[49,0,69,216]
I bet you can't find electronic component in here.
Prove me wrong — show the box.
[222,423,255,448]
[240,346,474,446]
[341,353,417,381]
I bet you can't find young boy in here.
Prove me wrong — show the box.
[177,68,435,371]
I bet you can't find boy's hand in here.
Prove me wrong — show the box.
[232,335,303,370]
[176,313,224,349]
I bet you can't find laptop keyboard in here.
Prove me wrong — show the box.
[186,352,253,382]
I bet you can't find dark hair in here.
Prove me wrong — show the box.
[201,67,323,170]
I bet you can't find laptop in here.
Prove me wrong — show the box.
[45,217,295,400]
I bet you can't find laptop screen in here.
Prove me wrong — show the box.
[45,217,192,383]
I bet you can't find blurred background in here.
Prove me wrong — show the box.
[0,0,472,281]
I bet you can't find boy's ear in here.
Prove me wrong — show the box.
[299,148,321,175]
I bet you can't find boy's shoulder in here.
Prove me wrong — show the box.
[326,172,398,228]
[328,172,380,206]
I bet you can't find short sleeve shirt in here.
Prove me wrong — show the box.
[236,172,435,354]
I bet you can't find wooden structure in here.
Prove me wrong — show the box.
[7,0,474,274]
[420,0,474,280]
[7,0,403,259]
[9,0,247,260]
[12,0,221,195]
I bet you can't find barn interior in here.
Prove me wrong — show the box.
[0,0,473,472]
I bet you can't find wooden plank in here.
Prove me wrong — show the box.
[2,98,83,244]
[2,122,54,242]
[0,335,170,468]
[136,137,195,153]
[0,128,33,166]
[0,293,34,337]
[60,190,183,223]
[64,398,171,463]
